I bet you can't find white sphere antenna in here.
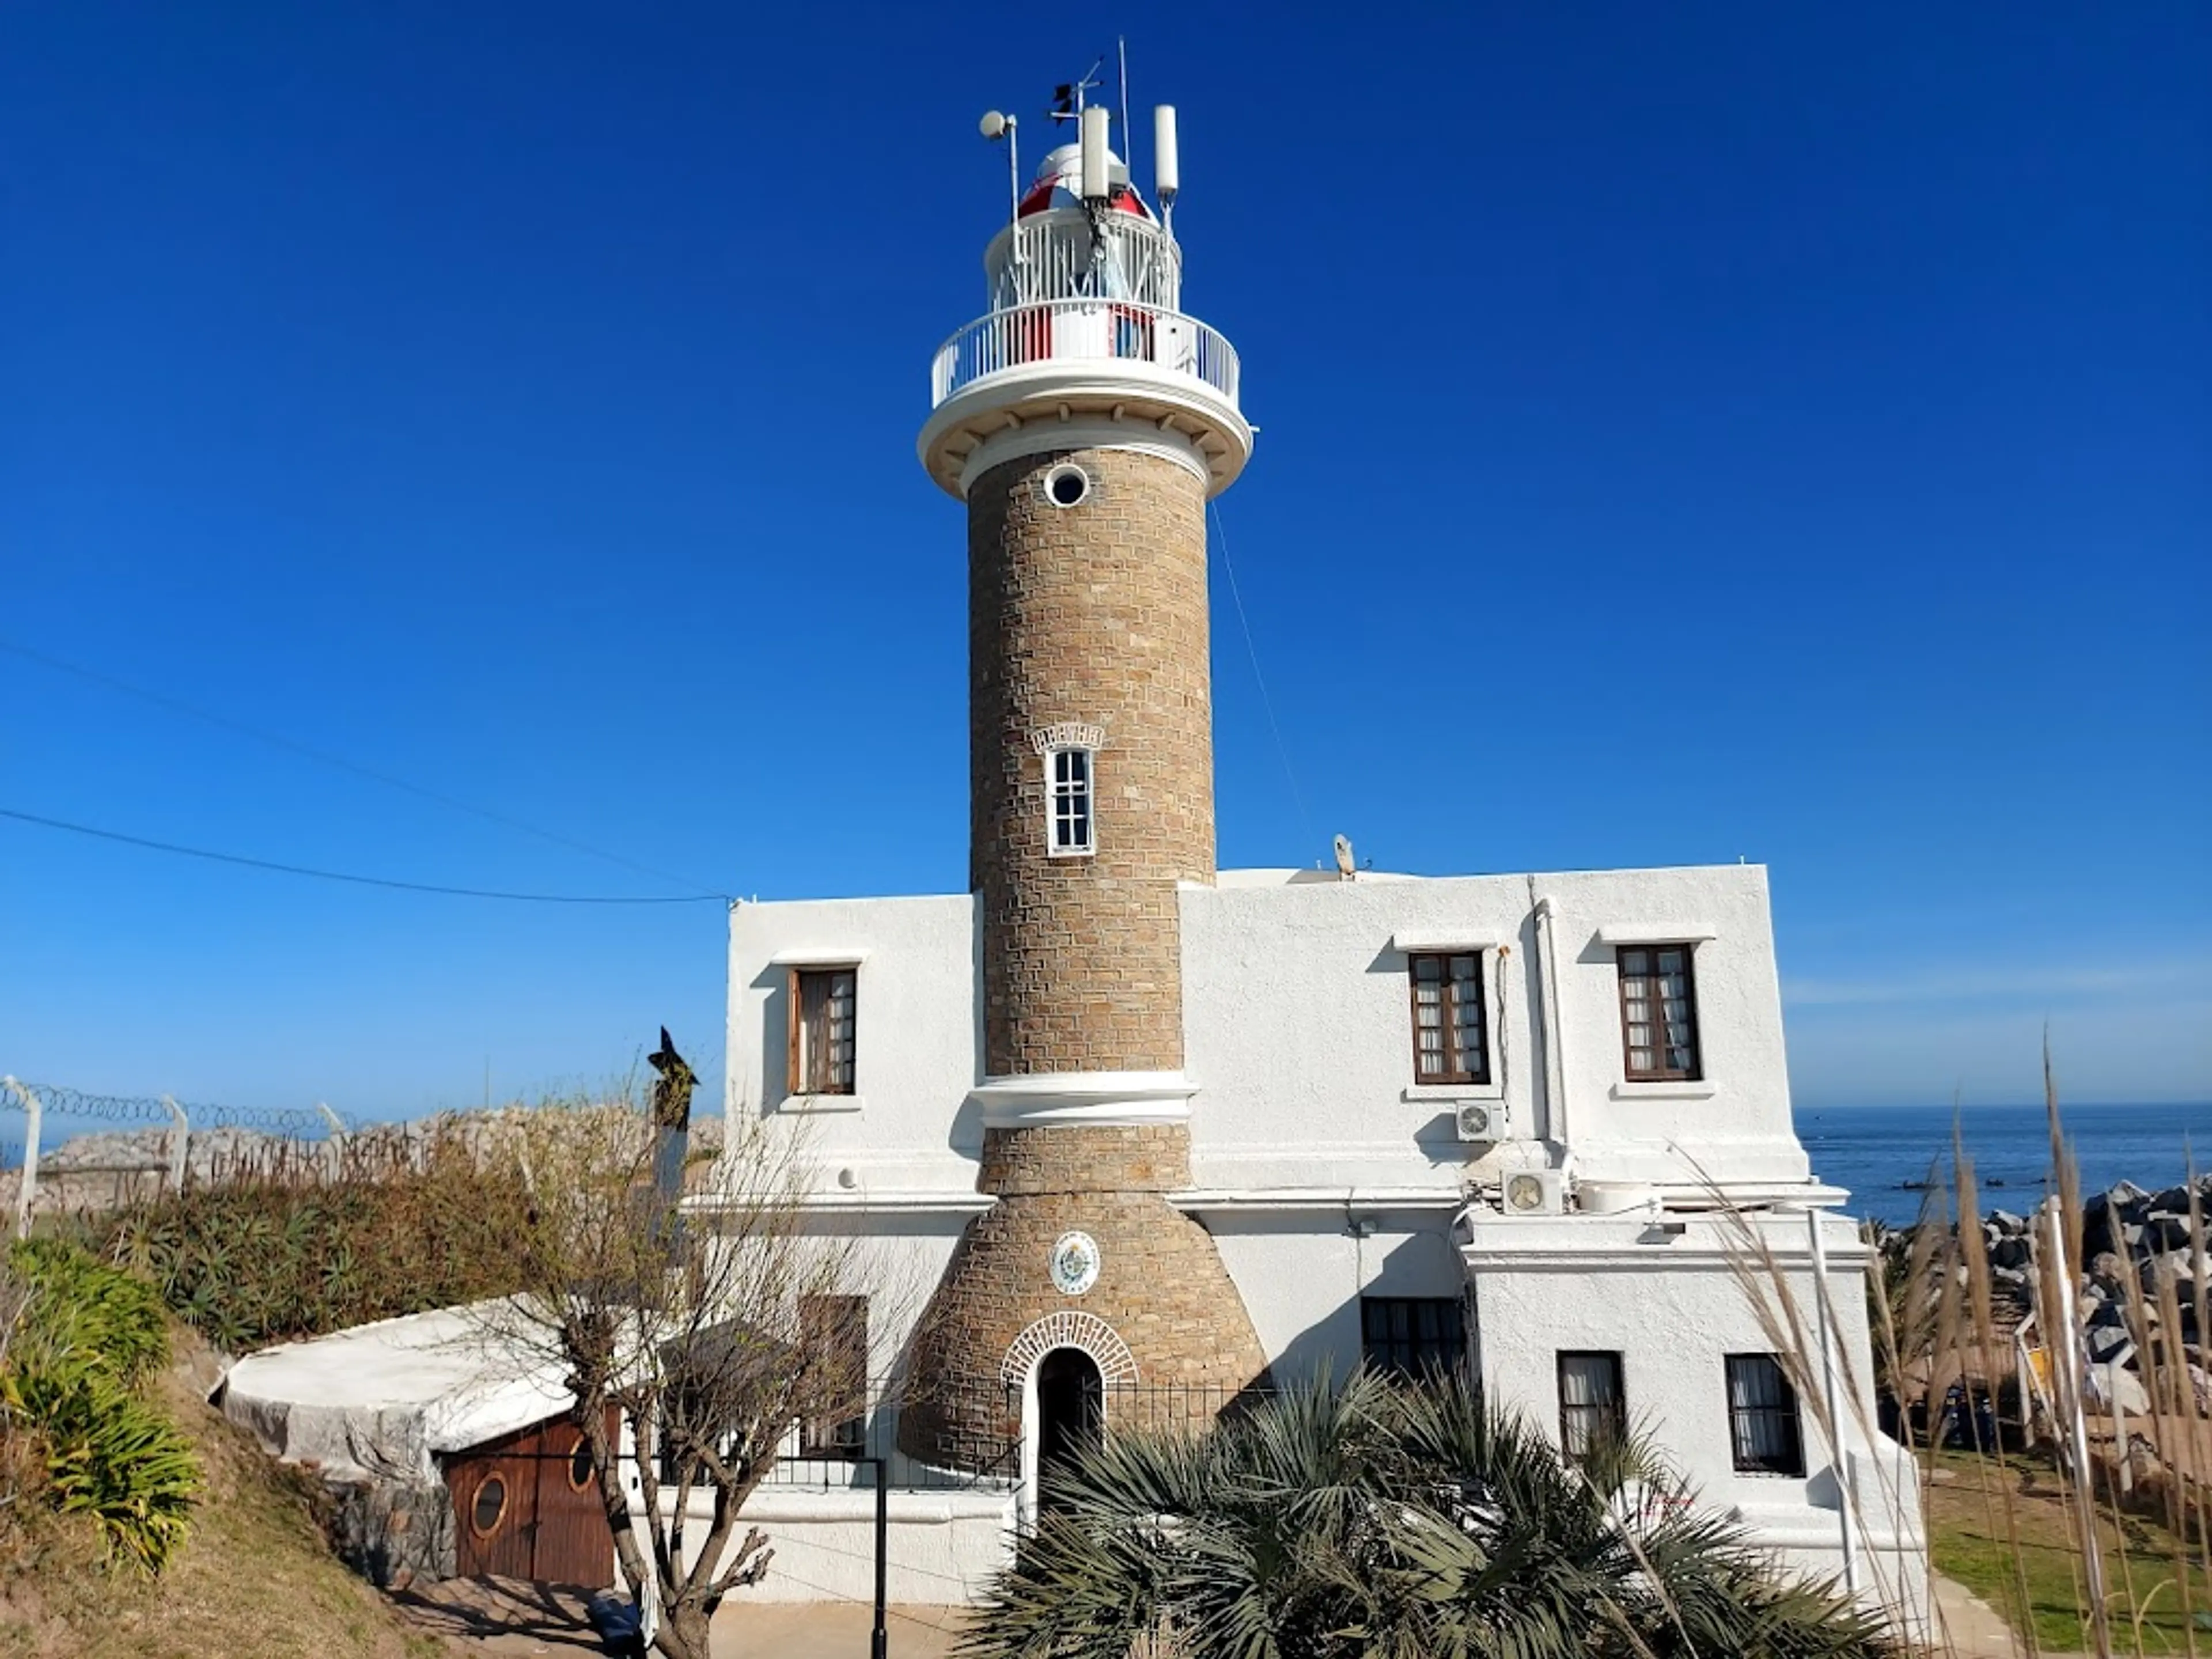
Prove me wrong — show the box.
[980,108,1020,231]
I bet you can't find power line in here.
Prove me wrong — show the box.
[1209,501,1319,857]
[0,635,721,895]
[0,806,728,904]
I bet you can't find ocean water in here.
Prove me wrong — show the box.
[1795,1101,2212,1229]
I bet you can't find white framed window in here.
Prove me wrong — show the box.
[1047,747,1094,856]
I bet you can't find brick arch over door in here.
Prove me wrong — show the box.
[1001,1311,1139,1388]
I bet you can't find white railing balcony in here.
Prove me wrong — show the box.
[930,300,1240,411]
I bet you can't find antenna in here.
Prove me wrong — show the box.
[1154,104,1180,232]
[1051,58,1106,125]
[1118,37,1132,179]
[1080,104,1110,203]
[979,109,1021,235]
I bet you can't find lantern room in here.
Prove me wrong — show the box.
[918,100,1252,500]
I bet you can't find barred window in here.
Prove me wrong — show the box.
[1047,747,1094,857]
[1617,945,1701,1081]
[798,1294,869,1459]
[1556,1351,1627,1463]
[788,967,857,1096]
[1361,1297,1465,1379]
[1409,952,1489,1085]
[1725,1354,1805,1476]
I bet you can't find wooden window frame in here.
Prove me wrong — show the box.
[1556,1351,1627,1463]
[1725,1354,1806,1477]
[786,965,859,1097]
[1407,951,1490,1086]
[1615,944,1703,1082]
[798,1293,869,1459]
[1359,1296,1467,1380]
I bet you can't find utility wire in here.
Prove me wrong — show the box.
[1209,501,1320,857]
[0,806,727,904]
[0,635,720,896]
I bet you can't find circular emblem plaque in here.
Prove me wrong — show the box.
[1050,1231,1101,1297]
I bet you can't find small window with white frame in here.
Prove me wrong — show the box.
[1046,745,1094,857]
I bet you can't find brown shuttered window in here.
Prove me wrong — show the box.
[1408,952,1489,1085]
[1616,945,1701,1081]
[799,1294,869,1458]
[787,967,858,1096]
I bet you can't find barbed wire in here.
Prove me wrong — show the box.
[2,1082,344,1137]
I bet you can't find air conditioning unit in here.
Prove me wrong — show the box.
[1501,1169,1568,1217]
[1454,1101,1508,1144]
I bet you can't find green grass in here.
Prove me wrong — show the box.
[1926,1447,2212,1654]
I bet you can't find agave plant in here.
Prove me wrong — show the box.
[963,1370,1895,1659]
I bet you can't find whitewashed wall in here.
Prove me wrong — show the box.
[730,863,1810,1202]
[1180,864,1809,1192]
[728,893,983,1198]
[1464,1207,1927,1631]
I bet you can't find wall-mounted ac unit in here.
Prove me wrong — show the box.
[1454,1101,1508,1143]
[1501,1169,1567,1217]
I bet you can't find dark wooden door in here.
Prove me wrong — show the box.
[445,1411,615,1586]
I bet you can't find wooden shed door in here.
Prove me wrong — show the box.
[445,1412,615,1586]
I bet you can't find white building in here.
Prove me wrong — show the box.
[719,90,1926,1626]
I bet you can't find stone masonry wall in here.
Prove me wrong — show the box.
[897,1135,1270,1470]
[967,446,1215,1077]
[979,1123,1190,1196]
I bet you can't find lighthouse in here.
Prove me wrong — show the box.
[900,94,1270,1478]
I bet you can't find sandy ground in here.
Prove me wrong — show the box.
[393,1576,969,1657]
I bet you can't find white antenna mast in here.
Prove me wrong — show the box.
[1154,104,1180,234]
[979,108,1020,238]
[1118,37,1132,181]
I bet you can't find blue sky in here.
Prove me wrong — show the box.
[2,2,2205,1118]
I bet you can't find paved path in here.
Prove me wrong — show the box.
[393,1576,969,1657]
[1931,1571,2093,1659]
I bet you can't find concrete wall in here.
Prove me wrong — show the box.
[664,1487,1017,1606]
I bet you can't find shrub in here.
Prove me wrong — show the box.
[3,1359,198,1575]
[94,1135,537,1350]
[9,1237,169,1385]
[2,1241,200,1575]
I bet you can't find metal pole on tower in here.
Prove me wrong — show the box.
[1118,37,1131,177]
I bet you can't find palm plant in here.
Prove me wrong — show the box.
[963,1369,1895,1659]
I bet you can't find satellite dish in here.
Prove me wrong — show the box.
[979,110,1008,140]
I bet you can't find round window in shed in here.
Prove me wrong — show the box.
[469,1472,508,1537]
[1042,463,1092,508]
[568,1435,595,1492]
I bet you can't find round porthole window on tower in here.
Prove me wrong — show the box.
[1042,463,1092,508]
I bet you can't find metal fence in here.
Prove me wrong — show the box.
[757,1381,1022,1493]
[1,1075,359,1237]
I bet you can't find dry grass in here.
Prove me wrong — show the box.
[0,1325,450,1659]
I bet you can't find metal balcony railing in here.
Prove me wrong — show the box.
[930,299,1240,410]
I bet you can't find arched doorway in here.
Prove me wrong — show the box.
[1034,1346,1104,1513]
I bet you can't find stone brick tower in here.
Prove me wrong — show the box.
[901,99,1268,1476]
